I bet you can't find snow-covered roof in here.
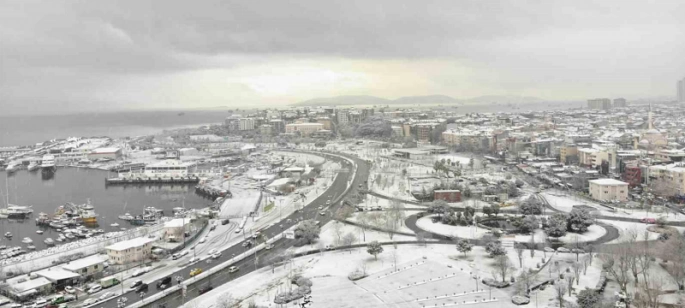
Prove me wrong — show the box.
[11,277,51,293]
[36,267,81,281]
[106,237,155,251]
[164,218,189,228]
[589,179,628,186]
[61,255,108,271]
[90,147,121,154]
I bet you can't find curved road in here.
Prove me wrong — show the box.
[90,151,370,308]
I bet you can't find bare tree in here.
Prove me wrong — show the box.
[332,222,345,245]
[554,280,567,308]
[515,245,525,268]
[515,269,534,295]
[599,245,632,293]
[528,235,536,258]
[494,255,513,283]
[572,261,583,285]
[357,211,370,242]
[565,274,574,295]
[634,271,665,308]
[341,232,356,254]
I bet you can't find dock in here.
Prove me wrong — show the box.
[105,177,201,185]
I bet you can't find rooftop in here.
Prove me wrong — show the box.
[61,254,108,271]
[35,267,81,281]
[589,179,628,186]
[90,147,121,154]
[164,218,190,228]
[10,277,52,293]
[106,237,155,251]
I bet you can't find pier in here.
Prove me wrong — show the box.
[105,177,200,185]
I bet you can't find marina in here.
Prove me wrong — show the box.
[0,167,213,252]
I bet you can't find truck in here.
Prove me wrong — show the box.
[99,276,121,288]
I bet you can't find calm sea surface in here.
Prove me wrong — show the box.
[0,110,231,147]
[0,168,213,251]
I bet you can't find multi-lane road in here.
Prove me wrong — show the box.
[90,151,369,308]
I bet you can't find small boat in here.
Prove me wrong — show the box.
[27,245,36,250]
[44,238,55,246]
[64,233,75,239]
[27,161,40,172]
[36,230,44,235]
[35,212,50,225]
[49,222,65,229]
[118,213,134,221]
[21,237,33,244]
[120,228,127,231]
[4,232,13,238]
[110,223,119,227]
[56,237,63,242]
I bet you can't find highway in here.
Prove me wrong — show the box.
[91,151,370,308]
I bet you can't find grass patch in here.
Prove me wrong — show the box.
[264,202,275,213]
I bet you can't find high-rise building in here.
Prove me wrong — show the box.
[587,98,612,110]
[678,78,685,102]
[239,118,255,131]
[613,98,627,108]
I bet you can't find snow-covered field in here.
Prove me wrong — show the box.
[599,220,660,243]
[183,244,525,308]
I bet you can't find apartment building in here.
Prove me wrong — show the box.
[106,237,155,265]
[285,123,324,137]
[648,164,685,197]
[589,179,629,201]
[239,118,256,131]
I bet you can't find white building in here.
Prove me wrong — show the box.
[106,237,155,265]
[239,118,255,131]
[61,254,108,277]
[285,123,324,137]
[589,179,629,201]
[163,218,193,242]
[648,164,685,197]
[127,159,194,179]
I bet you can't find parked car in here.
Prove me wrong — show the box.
[221,219,230,225]
[189,257,199,264]
[190,268,203,277]
[132,266,152,277]
[87,285,102,294]
[640,217,656,224]
[172,250,189,260]
[33,298,47,308]
[134,283,148,293]
[265,243,274,250]
[199,284,213,294]
[211,251,222,259]
[81,298,97,306]
[64,286,75,294]
[208,249,218,255]
[325,245,335,250]
[228,266,239,273]
[157,277,172,289]
[129,280,143,289]
[99,292,115,301]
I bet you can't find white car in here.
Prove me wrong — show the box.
[64,285,76,294]
[235,228,241,233]
[87,285,102,294]
[82,298,97,306]
[265,244,274,250]
[99,292,115,301]
[33,298,47,307]
[129,280,143,289]
[199,237,207,244]
[132,266,152,277]
[228,266,239,273]
[189,257,199,264]
[208,249,218,255]
[211,252,222,259]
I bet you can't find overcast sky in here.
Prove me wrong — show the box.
[1,0,684,115]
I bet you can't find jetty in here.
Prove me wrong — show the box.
[105,177,200,185]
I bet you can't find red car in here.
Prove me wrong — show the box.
[640,218,656,224]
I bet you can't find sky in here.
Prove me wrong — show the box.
[1,0,685,115]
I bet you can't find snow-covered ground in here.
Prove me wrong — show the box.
[183,244,526,308]
[599,220,660,243]
[555,225,606,244]
[415,215,489,239]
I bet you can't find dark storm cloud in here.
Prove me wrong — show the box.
[1,0,684,115]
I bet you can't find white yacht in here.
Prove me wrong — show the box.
[41,155,56,174]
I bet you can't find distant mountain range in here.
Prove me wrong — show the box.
[292,95,546,106]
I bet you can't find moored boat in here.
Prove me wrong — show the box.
[44,238,55,246]
[21,237,33,244]
[4,232,12,238]
[118,213,134,221]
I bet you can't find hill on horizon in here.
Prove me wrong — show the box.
[292,95,545,106]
